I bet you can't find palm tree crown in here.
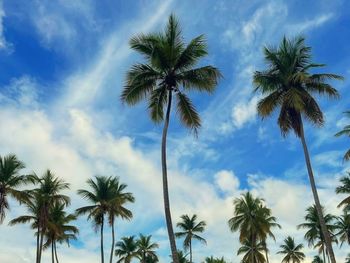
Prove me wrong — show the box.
[137,234,159,263]
[335,111,350,160]
[0,154,27,223]
[115,236,139,263]
[334,211,350,247]
[277,236,305,263]
[237,239,266,263]
[335,173,350,209]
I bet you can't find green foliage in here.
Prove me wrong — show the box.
[115,236,139,263]
[203,256,227,263]
[335,173,350,209]
[277,236,305,263]
[254,36,342,137]
[136,234,159,263]
[237,239,266,263]
[335,111,350,160]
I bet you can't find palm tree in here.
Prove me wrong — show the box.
[277,236,305,263]
[76,176,118,263]
[228,192,280,262]
[175,214,206,263]
[44,202,78,263]
[312,256,324,263]
[136,234,159,263]
[237,239,266,263]
[0,154,27,223]
[107,177,135,263]
[334,212,350,247]
[297,205,337,263]
[335,111,350,160]
[335,173,350,209]
[121,14,221,263]
[345,254,350,263]
[29,170,70,263]
[115,236,139,263]
[171,250,190,263]
[203,256,227,263]
[253,36,343,263]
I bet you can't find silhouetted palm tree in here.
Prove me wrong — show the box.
[335,111,350,160]
[254,36,342,263]
[277,236,305,263]
[137,234,159,263]
[115,236,139,263]
[312,256,324,263]
[44,202,78,263]
[335,173,350,210]
[334,211,350,247]
[298,205,337,263]
[176,214,206,263]
[0,154,27,223]
[121,14,221,263]
[237,239,266,263]
[203,256,227,263]
[171,250,190,263]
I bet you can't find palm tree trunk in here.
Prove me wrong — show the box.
[101,216,105,263]
[36,225,40,263]
[38,226,45,263]
[52,241,55,263]
[109,218,115,263]
[161,90,179,263]
[299,118,336,263]
[189,239,192,263]
[265,248,269,263]
[54,241,59,263]
[323,247,326,263]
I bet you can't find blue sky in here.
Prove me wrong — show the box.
[1,0,350,262]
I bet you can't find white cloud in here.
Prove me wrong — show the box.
[288,13,334,33]
[214,170,240,195]
[0,1,12,51]
[231,96,259,128]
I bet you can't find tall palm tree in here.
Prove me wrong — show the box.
[277,236,305,263]
[228,192,280,262]
[121,14,221,263]
[297,205,337,263]
[253,36,343,263]
[334,211,350,247]
[237,239,266,263]
[175,214,206,263]
[335,111,350,160]
[115,236,139,263]
[76,176,118,263]
[0,154,27,223]
[136,234,159,263]
[335,173,350,209]
[44,202,78,263]
[107,177,135,263]
[29,170,70,263]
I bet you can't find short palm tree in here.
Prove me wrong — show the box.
[175,214,206,263]
[335,173,350,209]
[121,14,221,263]
[228,192,280,262]
[277,236,305,263]
[44,202,78,263]
[297,205,337,263]
[0,154,27,223]
[237,239,266,263]
[137,234,159,263]
[253,36,343,263]
[171,250,190,263]
[76,176,122,263]
[335,111,350,160]
[312,256,324,263]
[107,177,135,263]
[203,256,227,263]
[334,211,350,247]
[115,236,139,263]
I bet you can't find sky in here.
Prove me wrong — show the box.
[0,0,350,262]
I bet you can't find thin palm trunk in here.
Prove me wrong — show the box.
[323,247,326,263]
[38,225,45,263]
[161,90,179,263]
[265,248,269,263]
[101,216,105,263]
[109,218,115,263]
[52,240,55,263]
[36,225,40,263]
[189,238,192,263]
[54,241,59,263]
[299,118,336,263]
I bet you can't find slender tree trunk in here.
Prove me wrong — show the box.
[36,225,40,263]
[38,225,45,263]
[161,90,179,263]
[265,248,269,263]
[323,247,326,263]
[189,239,192,263]
[109,218,115,263]
[54,241,59,263]
[299,118,336,263]
[101,216,105,263]
[52,241,55,263]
